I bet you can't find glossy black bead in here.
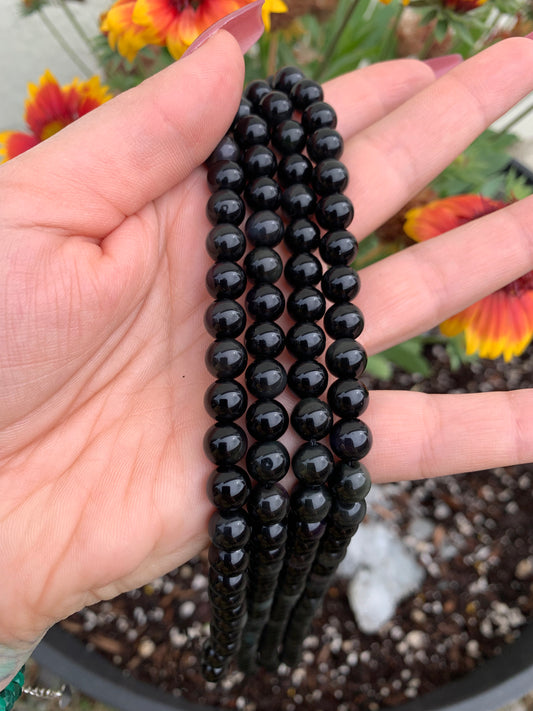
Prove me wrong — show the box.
[204,379,248,421]
[321,265,360,302]
[272,66,305,94]
[244,321,285,358]
[329,460,371,504]
[259,90,293,124]
[287,360,328,398]
[234,114,269,148]
[330,418,372,460]
[208,509,250,549]
[205,338,247,379]
[206,261,246,299]
[290,519,326,543]
[214,615,246,635]
[327,378,369,418]
[324,302,364,339]
[206,223,246,262]
[319,229,357,264]
[277,153,312,188]
[292,441,334,485]
[250,543,286,563]
[208,544,249,576]
[281,183,317,219]
[245,358,287,398]
[245,209,284,247]
[325,338,367,378]
[246,283,285,322]
[291,484,332,523]
[307,127,344,162]
[287,286,326,322]
[302,102,337,133]
[291,397,333,441]
[244,79,271,107]
[272,119,306,154]
[316,193,354,230]
[286,321,325,359]
[206,189,245,226]
[209,568,247,596]
[248,483,290,523]
[207,464,251,510]
[284,218,321,253]
[244,176,282,211]
[202,656,227,682]
[242,144,277,179]
[329,498,367,530]
[253,522,288,548]
[290,78,324,109]
[284,252,322,288]
[204,299,246,338]
[246,440,290,483]
[204,423,247,465]
[232,96,252,129]
[313,159,349,196]
[246,399,289,441]
[209,587,246,609]
[206,134,241,166]
[207,160,245,194]
[244,246,283,284]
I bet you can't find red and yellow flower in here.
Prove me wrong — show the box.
[404,194,533,361]
[0,70,112,163]
[440,0,488,10]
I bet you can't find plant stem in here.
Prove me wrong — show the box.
[497,101,533,135]
[38,7,93,77]
[314,0,361,81]
[378,2,405,61]
[54,0,96,56]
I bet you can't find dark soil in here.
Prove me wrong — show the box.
[62,341,533,711]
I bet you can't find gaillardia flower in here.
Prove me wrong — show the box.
[0,70,112,162]
[404,194,533,361]
[441,0,488,11]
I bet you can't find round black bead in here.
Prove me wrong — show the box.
[244,246,283,284]
[209,588,246,609]
[302,102,337,133]
[284,218,321,253]
[246,399,289,441]
[202,655,227,682]
[205,338,248,378]
[246,440,290,483]
[208,568,247,595]
[327,378,369,418]
[291,484,332,523]
[287,360,328,397]
[292,442,334,485]
[329,460,371,504]
[329,498,367,529]
[259,90,293,124]
[208,510,250,549]
[250,544,285,564]
[284,252,322,288]
[244,79,271,107]
[281,183,317,219]
[207,160,245,194]
[325,338,367,378]
[206,134,241,166]
[316,193,354,230]
[319,229,357,265]
[232,96,252,129]
[204,379,248,421]
[245,358,287,399]
[324,302,364,339]
[245,321,285,358]
[204,423,247,465]
[204,299,246,338]
[245,209,284,247]
[330,418,372,460]
[290,519,326,544]
[273,66,305,94]
[307,128,344,162]
[272,119,306,154]
[254,522,288,548]
[321,265,360,302]
[234,114,269,148]
[206,223,246,262]
[242,144,277,179]
[206,261,246,299]
[206,189,245,225]
[246,283,285,322]
[291,397,333,440]
[277,153,312,188]
[290,78,324,110]
[248,483,290,523]
[207,465,251,510]
[244,176,282,211]
[208,544,249,576]
[287,286,326,322]
[286,321,325,359]
[313,159,349,196]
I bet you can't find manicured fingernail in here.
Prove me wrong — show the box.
[526,31,533,40]
[423,54,463,78]
[183,0,265,58]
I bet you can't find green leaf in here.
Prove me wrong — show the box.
[380,339,433,377]
[365,354,393,381]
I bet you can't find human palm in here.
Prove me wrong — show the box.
[0,32,532,650]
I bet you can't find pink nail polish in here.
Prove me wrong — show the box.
[422,54,463,78]
[183,0,265,58]
[526,31,533,40]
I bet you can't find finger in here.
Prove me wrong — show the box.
[341,37,533,239]
[364,389,533,482]
[0,31,245,237]
[358,195,533,355]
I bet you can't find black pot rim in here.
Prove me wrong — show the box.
[34,622,533,711]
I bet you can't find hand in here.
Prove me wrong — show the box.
[0,31,531,652]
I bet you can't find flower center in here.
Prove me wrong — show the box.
[172,0,201,10]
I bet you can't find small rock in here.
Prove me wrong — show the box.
[138,637,156,658]
[515,557,533,580]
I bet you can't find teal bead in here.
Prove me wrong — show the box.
[0,667,24,711]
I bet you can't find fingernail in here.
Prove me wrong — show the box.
[526,31,533,40]
[183,0,265,58]
[422,54,463,78]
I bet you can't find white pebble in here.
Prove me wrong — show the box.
[138,638,156,658]
[179,601,196,619]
